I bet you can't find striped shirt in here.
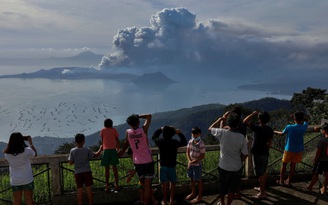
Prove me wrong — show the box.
[187,139,205,166]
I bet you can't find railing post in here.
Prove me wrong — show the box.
[245,135,254,178]
[157,151,160,184]
[49,157,63,196]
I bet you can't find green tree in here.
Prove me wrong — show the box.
[291,87,326,110]
[54,142,76,154]
[224,103,252,117]
[290,87,327,124]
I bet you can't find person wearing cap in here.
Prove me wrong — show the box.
[303,123,328,194]
[152,126,187,205]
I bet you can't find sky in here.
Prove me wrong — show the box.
[1,0,328,80]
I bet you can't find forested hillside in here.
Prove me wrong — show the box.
[84,97,291,147]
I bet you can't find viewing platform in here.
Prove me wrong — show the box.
[1,123,327,205]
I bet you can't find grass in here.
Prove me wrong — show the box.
[0,164,51,204]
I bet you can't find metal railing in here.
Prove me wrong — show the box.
[0,163,51,205]
[0,124,323,204]
[58,145,220,193]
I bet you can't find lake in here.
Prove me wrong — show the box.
[0,76,290,142]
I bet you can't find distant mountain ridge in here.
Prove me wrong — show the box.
[0,67,138,80]
[0,51,103,67]
[0,97,291,158]
[0,65,177,85]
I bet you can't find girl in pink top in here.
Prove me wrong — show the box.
[100,118,120,192]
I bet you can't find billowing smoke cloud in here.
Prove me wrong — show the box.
[99,7,328,75]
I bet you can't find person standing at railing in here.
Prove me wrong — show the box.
[220,106,247,199]
[274,111,308,186]
[100,118,120,193]
[303,123,328,194]
[3,132,37,205]
[68,133,102,205]
[152,126,187,205]
[209,112,248,205]
[185,127,205,204]
[243,111,273,199]
[120,114,154,205]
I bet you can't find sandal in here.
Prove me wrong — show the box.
[320,188,326,195]
[275,180,284,186]
[252,193,267,199]
[185,194,196,200]
[190,197,203,204]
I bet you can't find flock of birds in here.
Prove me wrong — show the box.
[0,101,117,138]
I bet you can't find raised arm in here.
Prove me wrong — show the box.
[27,136,37,157]
[140,114,152,135]
[152,128,162,145]
[176,129,187,147]
[208,111,230,130]
[243,111,258,127]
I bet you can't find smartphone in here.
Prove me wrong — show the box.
[22,136,30,141]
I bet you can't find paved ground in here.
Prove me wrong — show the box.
[174,181,328,205]
[96,178,328,205]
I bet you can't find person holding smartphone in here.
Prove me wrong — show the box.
[3,132,37,205]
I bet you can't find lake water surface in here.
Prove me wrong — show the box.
[0,77,290,142]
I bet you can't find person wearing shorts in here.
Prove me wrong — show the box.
[4,132,37,205]
[274,111,308,186]
[186,127,205,204]
[218,167,243,196]
[120,114,154,205]
[69,133,102,205]
[100,118,120,192]
[243,111,273,199]
[304,123,328,194]
[209,112,248,205]
[134,162,155,179]
[152,126,187,205]
[75,172,93,188]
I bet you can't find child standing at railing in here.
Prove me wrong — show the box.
[68,133,102,205]
[243,111,273,199]
[209,112,248,205]
[120,114,154,205]
[274,111,308,186]
[100,118,120,193]
[152,126,187,205]
[185,127,205,204]
[304,123,328,194]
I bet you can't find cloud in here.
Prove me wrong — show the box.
[99,7,328,77]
